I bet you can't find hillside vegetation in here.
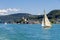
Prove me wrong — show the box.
[0,10,60,24]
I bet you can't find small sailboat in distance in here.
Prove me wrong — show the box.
[4,22,7,25]
[42,10,51,29]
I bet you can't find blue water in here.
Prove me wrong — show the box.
[0,24,60,40]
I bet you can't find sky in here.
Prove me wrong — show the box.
[0,0,60,15]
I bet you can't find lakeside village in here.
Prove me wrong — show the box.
[9,17,41,24]
[4,16,60,24]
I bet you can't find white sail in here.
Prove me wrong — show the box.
[44,14,51,26]
[42,10,51,28]
[42,18,44,26]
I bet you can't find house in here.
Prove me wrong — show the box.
[56,19,60,24]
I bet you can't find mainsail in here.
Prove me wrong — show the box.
[42,10,51,28]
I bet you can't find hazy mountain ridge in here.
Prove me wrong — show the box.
[0,10,60,23]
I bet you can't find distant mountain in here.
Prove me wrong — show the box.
[47,10,60,19]
[0,13,32,23]
[0,10,60,24]
[47,10,60,23]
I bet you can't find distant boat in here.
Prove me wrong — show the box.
[42,10,51,29]
[4,22,7,24]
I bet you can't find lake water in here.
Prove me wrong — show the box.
[0,24,60,40]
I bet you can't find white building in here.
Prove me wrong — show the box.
[56,19,60,24]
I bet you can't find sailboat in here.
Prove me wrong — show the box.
[42,10,51,29]
[4,22,7,25]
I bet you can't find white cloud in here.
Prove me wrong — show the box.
[0,8,20,15]
[7,8,20,12]
[0,9,7,13]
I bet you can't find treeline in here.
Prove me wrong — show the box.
[0,10,60,24]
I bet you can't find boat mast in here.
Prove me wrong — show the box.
[44,9,46,26]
